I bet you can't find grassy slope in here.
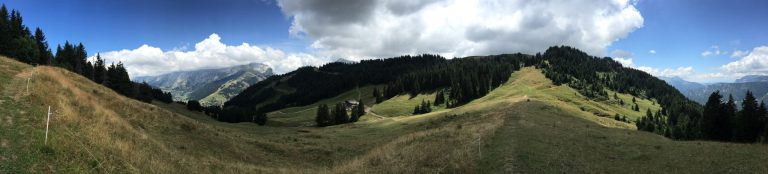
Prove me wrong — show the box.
[266,85,381,126]
[370,92,449,117]
[2,54,766,173]
[480,101,768,173]
[0,56,494,173]
[473,67,661,129]
[0,56,290,173]
[476,67,768,173]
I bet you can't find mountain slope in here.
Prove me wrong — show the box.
[227,46,701,140]
[0,55,517,173]
[660,76,705,94]
[133,63,273,106]
[0,56,286,173]
[3,56,768,173]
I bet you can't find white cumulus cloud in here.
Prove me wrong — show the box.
[278,0,644,59]
[613,57,634,67]
[649,49,656,54]
[91,34,328,77]
[730,50,749,58]
[637,66,694,77]
[701,45,725,57]
[610,49,694,78]
[722,46,768,75]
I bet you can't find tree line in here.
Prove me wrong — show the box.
[0,4,172,104]
[694,90,768,143]
[315,101,365,127]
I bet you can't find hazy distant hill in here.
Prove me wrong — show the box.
[133,62,273,106]
[661,76,768,105]
[735,75,768,83]
[659,76,705,94]
[335,58,357,64]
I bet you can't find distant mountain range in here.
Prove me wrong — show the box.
[735,75,768,83]
[133,62,273,106]
[661,76,768,105]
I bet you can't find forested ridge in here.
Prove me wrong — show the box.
[4,2,756,143]
[220,46,707,142]
[0,4,172,104]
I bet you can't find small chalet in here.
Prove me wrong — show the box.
[344,100,359,111]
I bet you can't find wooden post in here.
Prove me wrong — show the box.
[45,106,51,145]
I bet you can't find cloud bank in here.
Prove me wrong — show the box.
[97,0,645,77]
[92,34,327,77]
[611,49,694,78]
[279,0,643,59]
[722,46,768,75]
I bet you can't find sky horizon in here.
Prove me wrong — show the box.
[3,0,767,83]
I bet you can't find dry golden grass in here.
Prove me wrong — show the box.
[2,56,511,173]
[2,62,296,173]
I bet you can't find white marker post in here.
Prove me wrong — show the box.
[44,106,51,145]
[25,77,30,94]
[477,135,482,157]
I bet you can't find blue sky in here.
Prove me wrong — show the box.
[3,0,767,82]
[608,0,768,82]
[3,0,298,52]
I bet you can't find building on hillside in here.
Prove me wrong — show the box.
[344,100,359,111]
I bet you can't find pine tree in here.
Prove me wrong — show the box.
[83,61,94,80]
[350,101,365,122]
[74,43,87,74]
[423,100,432,113]
[413,103,421,115]
[253,112,267,126]
[9,35,38,64]
[334,103,349,124]
[33,27,52,65]
[701,91,724,140]
[735,91,761,142]
[316,104,331,127]
[93,54,107,84]
[725,94,737,139]
[758,101,767,139]
[105,62,133,96]
[0,4,10,56]
[645,109,654,132]
[186,100,202,111]
[373,88,382,103]
[434,90,445,106]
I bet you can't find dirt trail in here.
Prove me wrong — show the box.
[365,107,387,119]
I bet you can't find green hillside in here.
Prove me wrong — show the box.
[266,85,380,126]
[3,55,768,173]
